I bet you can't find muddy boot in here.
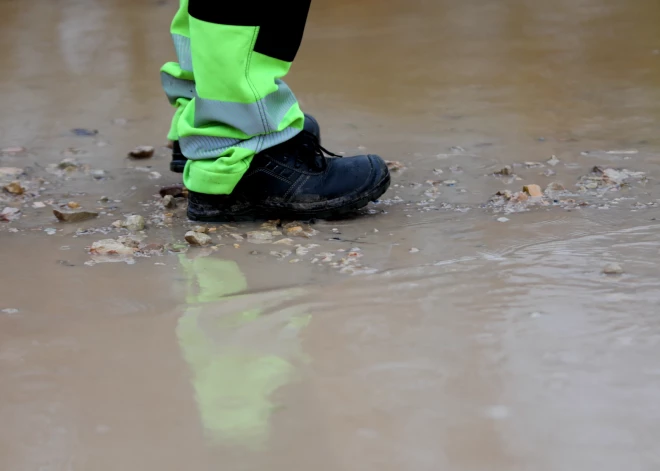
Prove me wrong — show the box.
[187,131,390,222]
[170,113,321,173]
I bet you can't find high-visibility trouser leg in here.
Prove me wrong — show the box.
[161,0,311,195]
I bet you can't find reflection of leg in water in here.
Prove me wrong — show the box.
[176,253,310,448]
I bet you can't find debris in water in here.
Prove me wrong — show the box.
[525,162,545,169]
[602,263,624,275]
[523,184,543,198]
[546,155,560,166]
[1,207,21,221]
[3,181,25,195]
[577,167,646,191]
[386,161,406,171]
[53,209,99,223]
[44,228,57,235]
[185,231,212,246]
[128,145,155,159]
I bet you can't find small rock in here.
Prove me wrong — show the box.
[409,248,420,253]
[71,128,98,136]
[162,194,176,208]
[53,209,99,223]
[273,238,295,245]
[386,161,405,171]
[443,180,457,186]
[523,184,543,198]
[90,239,136,255]
[57,158,80,170]
[2,207,21,221]
[159,184,187,198]
[192,225,209,233]
[148,171,161,180]
[121,215,145,231]
[545,182,565,192]
[3,181,24,195]
[185,231,212,246]
[32,202,46,209]
[525,162,545,169]
[250,250,259,255]
[67,201,80,209]
[497,217,510,223]
[602,263,624,275]
[285,225,304,236]
[128,146,155,159]
[433,168,444,175]
[233,243,240,249]
[546,155,560,166]
[99,196,110,203]
[270,250,292,259]
[230,233,244,241]
[495,166,513,176]
[247,230,273,243]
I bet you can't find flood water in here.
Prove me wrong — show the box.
[2,0,660,469]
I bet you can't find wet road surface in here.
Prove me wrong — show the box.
[2,0,660,469]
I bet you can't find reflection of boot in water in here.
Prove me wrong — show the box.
[176,252,310,448]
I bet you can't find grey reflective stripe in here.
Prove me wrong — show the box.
[194,80,299,136]
[160,72,195,104]
[172,34,193,72]
[180,126,301,160]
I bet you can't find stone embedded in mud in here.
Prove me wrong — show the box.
[53,209,99,223]
[523,184,543,198]
[121,215,145,231]
[57,158,80,170]
[577,167,646,191]
[602,263,624,275]
[3,181,25,195]
[128,145,155,159]
[247,230,273,243]
[283,222,319,238]
[89,239,136,255]
[185,231,212,246]
[67,201,80,209]
[0,207,20,222]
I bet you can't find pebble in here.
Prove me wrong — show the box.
[545,182,565,192]
[67,201,80,209]
[162,194,176,208]
[386,161,406,171]
[270,250,292,259]
[602,263,624,275]
[247,230,273,243]
[409,248,420,253]
[184,231,212,246]
[497,217,510,223]
[128,145,155,159]
[433,168,444,175]
[546,155,560,166]
[90,239,136,255]
[99,196,109,203]
[230,233,244,241]
[32,202,46,209]
[495,166,514,176]
[122,215,145,231]
[159,184,187,198]
[192,225,209,233]
[273,238,294,245]
[3,181,25,195]
[523,184,543,198]
[53,209,99,223]
[0,167,24,178]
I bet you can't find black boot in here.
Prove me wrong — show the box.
[170,113,321,173]
[187,131,390,222]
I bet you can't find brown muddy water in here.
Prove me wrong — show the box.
[2,0,660,469]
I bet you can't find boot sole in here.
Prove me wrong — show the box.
[188,174,391,222]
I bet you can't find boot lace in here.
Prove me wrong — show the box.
[286,130,342,171]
